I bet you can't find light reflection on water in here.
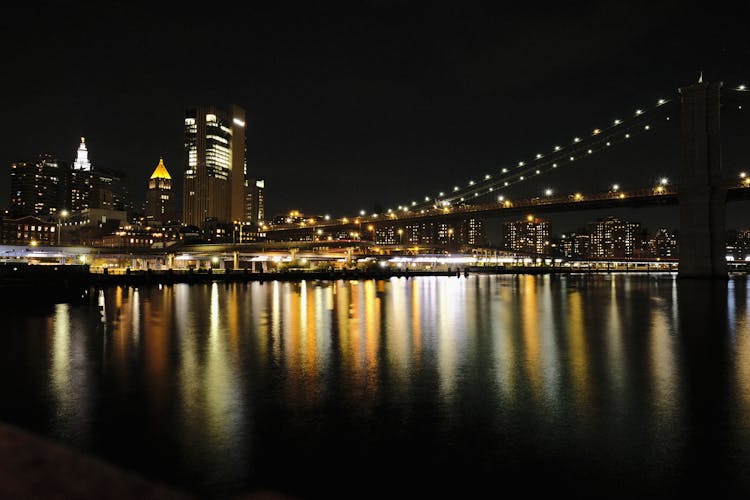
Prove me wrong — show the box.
[1,275,750,498]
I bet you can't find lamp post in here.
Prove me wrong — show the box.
[57,209,69,246]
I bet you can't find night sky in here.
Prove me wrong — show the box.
[2,1,749,238]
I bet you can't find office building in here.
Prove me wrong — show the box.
[183,105,246,226]
[70,137,94,212]
[92,168,130,213]
[145,158,176,224]
[245,178,265,225]
[72,137,92,171]
[9,154,68,217]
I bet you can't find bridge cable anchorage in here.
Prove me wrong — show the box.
[382,95,677,215]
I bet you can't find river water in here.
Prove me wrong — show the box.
[1,274,749,498]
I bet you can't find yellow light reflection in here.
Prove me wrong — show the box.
[567,289,592,415]
[733,280,750,434]
[51,304,72,413]
[520,275,542,397]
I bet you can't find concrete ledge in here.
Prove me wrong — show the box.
[0,422,190,499]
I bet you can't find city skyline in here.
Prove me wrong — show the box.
[1,3,749,231]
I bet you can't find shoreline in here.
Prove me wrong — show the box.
[2,263,747,294]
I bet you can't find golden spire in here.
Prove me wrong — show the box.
[150,158,171,180]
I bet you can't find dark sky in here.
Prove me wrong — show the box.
[1,1,749,237]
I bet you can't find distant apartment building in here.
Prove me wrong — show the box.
[503,216,550,254]
[459,218,486,246]
[588,216,640,258]
[560,232,591,259]
[372,218,485,246]
[376,226,397,245]
[651,227,679,258]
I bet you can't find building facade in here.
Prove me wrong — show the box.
[9,154,68,218]
[588,216,640,258]
[183,105,246,226]
[244,178,265,226]
[145,158,176,224]
[503,216,550,255]
[371,218,485,247]
[0,215,56,246]
[91,168,130,213]
[651,227,679,258]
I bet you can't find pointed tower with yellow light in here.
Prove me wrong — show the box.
[145,158,176,224]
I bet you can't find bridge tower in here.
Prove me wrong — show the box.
[678,79,727,278]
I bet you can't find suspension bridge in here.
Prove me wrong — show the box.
[265,79,750,278]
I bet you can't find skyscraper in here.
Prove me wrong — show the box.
[145,158,176,224]
[72,137,92,171]
[244,178,265,226]
[70,137,93,211]
[183,105,246,226]
[9,154,68,217]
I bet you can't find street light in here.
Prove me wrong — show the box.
[57,209,69,246]
[397,228,404,245]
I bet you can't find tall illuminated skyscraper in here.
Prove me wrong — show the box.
[70,137,93,211]
[145,158,176,224]
[73,137,92,171]
[182,105,246,226]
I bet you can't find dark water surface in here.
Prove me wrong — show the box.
[1,274,749,499]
